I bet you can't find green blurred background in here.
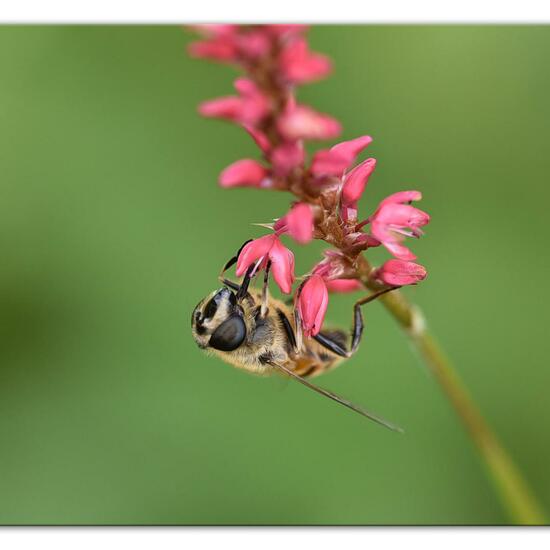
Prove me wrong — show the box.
[1,25,549,525]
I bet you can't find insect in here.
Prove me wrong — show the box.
[191,242,402,432]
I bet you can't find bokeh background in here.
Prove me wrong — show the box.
[1,25,550,525]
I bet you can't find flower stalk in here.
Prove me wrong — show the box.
[187,24,546,524]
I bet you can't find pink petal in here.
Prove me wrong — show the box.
[277,104,341,141]
[341,158,377,207]
[279,37,332,84]
[277,202,314,244]
[331,135,373,159]
[381,240,417,261]
[219,159,268,188]
[270,141,305,177]
[297,274,329,337]
[188,25,238,37]
[198,96,242,120]
[377,259,427,286]
[188,38,238,63]
[236,234,276,276]
[236,30,271,59]
[310,135,373,177]
[325,279,363,293]
[265,25,309,37]
[380,190,422,206]
[374,203,430,228]
[242,124,271,154]
[268,237,295,294]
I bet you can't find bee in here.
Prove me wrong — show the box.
[191,242,402,432]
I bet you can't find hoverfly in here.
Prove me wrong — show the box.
[191,242,402,432]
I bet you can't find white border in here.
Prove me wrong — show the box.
[0,527,550,550]
[1,0,550,23]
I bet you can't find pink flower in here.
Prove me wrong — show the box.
[236,29,271,59]
[279,37,331,84]
[311,135,373,177]
[340,158,377,222]
[188,26,271,64]
[277,103,341,141]
[236,234,295,294]
[198,78,269,126]
[188,36,238,63]
[375,259,427,286]
[311,249,347,280]
[265,25,309,37]
[325,279,362,293]
[275,202,314,244]
[270,141,304,177]
[369,191,430,261]
[219,159,269,188]
[296,274,329,338]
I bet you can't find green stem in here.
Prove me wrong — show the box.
[374,288,546,525]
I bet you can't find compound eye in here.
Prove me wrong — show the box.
[209,315,246,352]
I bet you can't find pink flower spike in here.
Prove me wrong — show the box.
[375,259,427,287]
[325,279,363,293]
[219,159,268,188]
[270,141,304,177]
[279,37,332,84]
[236,234,295,294]
[297,275,329,338]
[275,202,314,244]
[311,135,373,177]
[277,104,342,141]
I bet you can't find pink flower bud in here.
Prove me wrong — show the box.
[236,234,295,294]
[270,141,304,177]
[198,78,269,126]
[242,124,271,154]
[340,158,377,221]
[219,159,268,188]
[375,259,427,287]
[275,202,314,244]
[325,279,362,293]
[297,275,329,338]
[188,25,237,37]
[188,37,238,63]
[311,135,373,177]
[265,25,309,37]
[279,37,332,84]
[277,104,341,141]
[236,30,271,59]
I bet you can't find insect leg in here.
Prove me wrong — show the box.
[236,264,256,301]
[218,239,253,292]
[313,332,349,357]
[312,286,398,358]
[350,287,398,355]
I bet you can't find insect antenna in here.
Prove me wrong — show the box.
[267,361,403,433]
